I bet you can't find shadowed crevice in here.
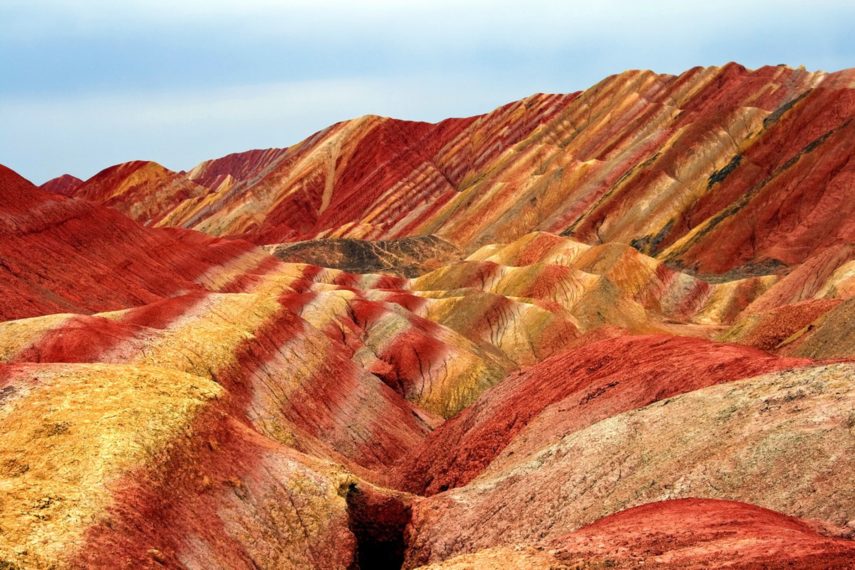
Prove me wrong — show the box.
[346,483,411,570]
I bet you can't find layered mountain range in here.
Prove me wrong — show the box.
[2,63,854,569]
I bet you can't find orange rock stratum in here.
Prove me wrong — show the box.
[3,63,854,569]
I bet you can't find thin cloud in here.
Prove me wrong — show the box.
[1,75,530,183]
[1,1,854,182]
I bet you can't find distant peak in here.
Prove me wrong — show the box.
[40,173,84,196]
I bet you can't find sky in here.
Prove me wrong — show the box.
[2,0,854,184]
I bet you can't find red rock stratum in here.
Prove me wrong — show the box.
[1,63,853,569]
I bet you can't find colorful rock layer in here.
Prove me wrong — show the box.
[4,63,855,569]
[51,63,855,279]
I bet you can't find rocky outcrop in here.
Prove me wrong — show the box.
[1,63,854,568]
[73,161,212,225]
[59,64,855,278]
[265,235,460,277]
[396,335,810,495]
[418,500,855,569]
[404,363,855,566]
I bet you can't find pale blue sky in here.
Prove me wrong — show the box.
[2,0,854,184]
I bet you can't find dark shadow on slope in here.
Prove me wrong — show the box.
[346,483,412,570]
[266,235,460,277]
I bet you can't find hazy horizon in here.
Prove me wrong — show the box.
[3,0,854,184]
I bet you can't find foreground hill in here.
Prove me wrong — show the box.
[3,63,855,569]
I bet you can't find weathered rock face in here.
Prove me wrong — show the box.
[39,173,83,196]
[265,235,461,277]
[1,63,854,569]
[0,165,258,320]
[62,64,855,278]
[0,363,359,569]
[417,500,855,569]
[404,363,855,567]
[395,335,811,496]
[72,161,213,225]
[186,148,290,192]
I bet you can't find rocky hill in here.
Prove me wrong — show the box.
[3,63,854,568]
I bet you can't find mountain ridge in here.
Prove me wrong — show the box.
[1,61,853,569]
[38,62,855,279]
